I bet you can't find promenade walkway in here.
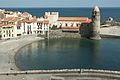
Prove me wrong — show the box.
[0,69,120,80]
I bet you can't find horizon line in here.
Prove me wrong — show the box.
[0,6,120,8]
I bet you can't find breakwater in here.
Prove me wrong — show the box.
[49,30,81,39]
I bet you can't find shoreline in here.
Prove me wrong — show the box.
[0,35,44,72]
[0,35,120,79]
[0,34,120,72]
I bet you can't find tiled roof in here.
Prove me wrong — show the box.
[1,17,20,22]
[61,26,79,29]
[20,18,38,23]
[0,24,16,27]
[20,18,37,23]
[20,18,49,23]
[58,17,89,21]
[81,19,92,24]
[37,20,49,23]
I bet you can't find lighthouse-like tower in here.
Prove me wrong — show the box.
[90,6,101,40]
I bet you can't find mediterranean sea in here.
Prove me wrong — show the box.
[15,38,120,71]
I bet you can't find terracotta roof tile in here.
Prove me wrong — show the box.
[58,17,89,21]
[37,19,49,23]
[20,18,37,23]
[81,19,92,24]
[0,24,16,27]
[61,26,79,29]
[1,17,20,22]
[20,18,49,23]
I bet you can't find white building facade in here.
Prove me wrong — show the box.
[20,19,49,35]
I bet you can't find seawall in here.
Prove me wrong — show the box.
[49,30,81,39]
[48,27,120,39]
[100,26,120,38]
[0,69,120,80]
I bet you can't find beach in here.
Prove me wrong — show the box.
[0,35,44,72]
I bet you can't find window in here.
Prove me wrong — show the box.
[60,23,62,27]
[71,23,74,26]
[6,22,8,24]
[17,34,21,36]
[76,24,79,27]
[44,23,46,27]
[27,25,29,30]
[17,26,21,29]
[30,25,31,31]
[12,34,14,37]
[4,35,5,37]
[65,23,68,26]
[6,30,8,34]
[37,23,40,26]
[9,30,10,33]
[9,34,11,37]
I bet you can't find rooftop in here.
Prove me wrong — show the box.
[58,17,90,21]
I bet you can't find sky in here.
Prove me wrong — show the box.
[0,0,120,8]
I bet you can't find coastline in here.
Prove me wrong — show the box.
[0,35,44,72]
[0,35,120,79]
[0,32,119,72]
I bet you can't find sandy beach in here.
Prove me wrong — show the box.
[0,35,44,72]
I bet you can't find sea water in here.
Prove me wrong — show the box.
[15,38,120,71]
